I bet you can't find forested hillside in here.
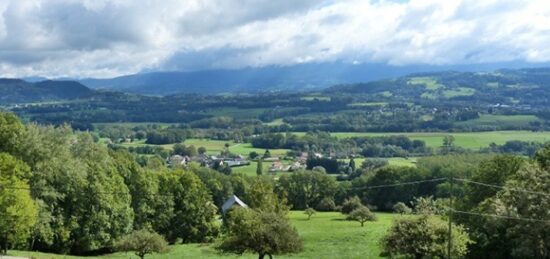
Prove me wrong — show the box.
[5,68,550,133]
[0,79,93,104]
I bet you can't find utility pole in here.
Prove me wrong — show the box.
[447,173,453,259]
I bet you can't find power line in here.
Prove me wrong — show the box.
[351,177,446,191]
[450,208,550,223]
[0,184,176,197]
[455,178,550,197]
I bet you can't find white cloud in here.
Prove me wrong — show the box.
[0,0,548,78]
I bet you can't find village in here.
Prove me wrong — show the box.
[166,149,312,174]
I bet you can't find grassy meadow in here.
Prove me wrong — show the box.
[295,130,550,150]
[10,211,402,259]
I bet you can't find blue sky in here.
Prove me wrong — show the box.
[0,0,548,78]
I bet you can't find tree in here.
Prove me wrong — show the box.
[475,162,550,258]
[340,196,363,214]
[346,206,376,227]
[115,230,169,259]
[392,202,412,215]
[304,208,316,220]
[218,208,303,259]
[249,151,259,159]
[198,146,207,155]
[348,158,356,173]
[0,153,37,255]
[0,112,25,156]
[381,216,471,259]
[154,170,218,243]
[443,135,455,147]
[276,171,338,210]
[256,159,263,176]
[263,149,271,158]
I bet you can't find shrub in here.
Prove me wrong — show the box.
[315,197,337,212]
[116,230,169,259]
[392,202,412,214]
[381,216,471,258]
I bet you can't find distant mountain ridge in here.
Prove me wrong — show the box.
[79,62,550,95]
[0,79,93,104]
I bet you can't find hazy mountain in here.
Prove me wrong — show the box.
[0,79,93,104]
[79,62,550,95]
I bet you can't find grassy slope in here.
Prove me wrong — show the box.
[10,212,399,259]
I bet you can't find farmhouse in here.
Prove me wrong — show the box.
[221,195,248,214]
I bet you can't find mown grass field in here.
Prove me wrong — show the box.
[295,131,550,150]
[455,114,540,128]
[10,211,401,259]
[112,139,289,157]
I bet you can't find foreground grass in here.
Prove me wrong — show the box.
[10,212,399,259]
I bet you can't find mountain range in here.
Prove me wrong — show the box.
[79,62,550,95]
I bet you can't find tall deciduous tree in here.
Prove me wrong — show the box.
[0,153,37,254]
[277,171,338,210]
[154,170,218,243]
[218,208,302,259]
[0,112,25,156]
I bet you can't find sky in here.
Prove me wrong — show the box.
[0,0,549,78]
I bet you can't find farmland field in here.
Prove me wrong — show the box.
[10,211,401,259]
[112,139,289,156]
[295,130,550,149]
[455,114,540,128]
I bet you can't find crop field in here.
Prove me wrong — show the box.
[295,131,550,150]
[10,211,402,259]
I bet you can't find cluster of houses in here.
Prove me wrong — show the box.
[167,151,309,173]
[168,154,250,168]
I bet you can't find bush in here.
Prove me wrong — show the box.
[116,230,169,259]
[340,196,363,214]
[392,202,412,215]
[381,216,471,258]
[315,197,337,212]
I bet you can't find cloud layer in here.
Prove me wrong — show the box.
[0,0,549,78]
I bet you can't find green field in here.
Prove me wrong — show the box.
[295,131,550,150]
[456,114,540,128]
[408,77,443,90]
[443,87,476,98]
[203,107,267,119]
[342,157,417,168]
[93,122,178,128]
[300,96,331,101]
[10,211,401,259]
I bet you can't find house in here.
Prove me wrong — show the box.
[168,155,189,167]
[269,161,284,172]
[221,195,248,214]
